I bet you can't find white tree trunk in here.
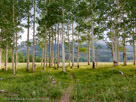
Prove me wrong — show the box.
[15,31,18,71]
[133,39,135,65]
[0,35,2,69]
[77,32,80,68]
[62,9,65,72]
[67,24,70,66]
[49,29,51,67]
[91,17,95,69]
[0,45,2,70]
[88,31,90,65]
[51,32,54,66]
[41,48,44,66]
[12,3,15,75]
[57,24,60,68]
[27,11,30,72]
[43,30,47,70]
[54,28,57,69]
[72,22,74,68]
[32,0,35,72]
[5,44,8,70]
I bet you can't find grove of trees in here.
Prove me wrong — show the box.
[0,0,136,75]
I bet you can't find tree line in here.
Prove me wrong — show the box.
[0,0,136,75]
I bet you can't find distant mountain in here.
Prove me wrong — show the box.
[18,40,134,62]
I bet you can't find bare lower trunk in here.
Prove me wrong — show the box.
[43,31,47,70]
[12,3,15,75]
[67,24,70,66]
[5,44,8,70]
[72,22,74,68]
[88,32,90,65]
[32,0,35,72]
[77,32,80,68]
[27,10,30,72]
[114,0,119,66]
[41,48,44,66]
[46,44,48,67]
[15,31,17,71]
[62,9,65,72]
[133,40,135,65]
[111,12,118,66]
[57,24,60,68]
[12,47,15,75]
[117,40,119,65]
[54,29,57,69]
[123,39,127,66]
[46,43,48,67]
[91,17,95,69]
[51,33,54,66]
[96,49,97,66]
[49,29,51,67]
[0,36,2,69]
[0,47,2,70]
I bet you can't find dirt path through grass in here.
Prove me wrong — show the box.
[60,72,74,102]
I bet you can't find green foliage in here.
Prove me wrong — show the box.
[0,66,70,102]
[1,64,136,101]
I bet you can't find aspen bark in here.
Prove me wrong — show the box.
[32,0,35,72]
[15,31,17,71]
[5,44,8,70]
[41,48,44,66]
[49,29,51,67]
[12,3,15,75]
[27,10,30,72]
[110,16,118,66]
[72,22,74,68]
[43,30,47,70]
[0,36,2,69]
[117,39,119,65]
[57,24,60,68]
[96,49,97,66]
[133,39,135,65]
[0,49,1,70]
[133,26,136,65]
[123,38,127,66]
[46,40,48,67]
[91,17,95,69]
[88,31,90,65]
[77,32,80,68]
[62,9,65,72]
[54,28,57,69]
[51,32,54,66]
[67,24,70,66]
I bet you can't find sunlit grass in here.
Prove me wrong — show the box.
[0,63,136,102]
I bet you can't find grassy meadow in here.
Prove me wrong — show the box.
[0,62,136,102]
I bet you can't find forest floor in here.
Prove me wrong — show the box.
[0,63,136,102]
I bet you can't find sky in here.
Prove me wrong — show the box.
[18,8,39,44]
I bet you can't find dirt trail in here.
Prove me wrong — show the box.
[60,73,74,102]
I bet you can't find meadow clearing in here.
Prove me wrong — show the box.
[0,62,136,102]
